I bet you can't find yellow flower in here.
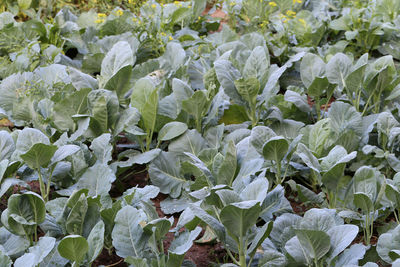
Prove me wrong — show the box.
[230,2,236,6]
[188,5,192,8]
[116,9,123,16]
[286,10,296,16]
[174,1,180,5]
[97,13,106,18]
[95,19,105,23]
[132,17,138,22]
[298,18,306,26]
[160,32,166,36]
[293,0,302,3]
[269,1,277,7]
[151,4,157,8]
[198,16,201,20]
[128,0,133,3]
[169,36,173,41]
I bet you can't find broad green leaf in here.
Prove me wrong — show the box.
[308,118,331,157]
[243,46,269,87]
[66,194,88,235]
[300,53,326,88]
[148,152,187,198]
[326,53,352,88]
[87,220,105,263]
[53,88,91,132]
[248,222,273,258]
[0,131,14,161]
[76,164,116,197]
[335,243,367,266]
[295,229,331,260]
[169,227,202,255]
[307,76,330,98]
[0,250,11,267]
[262,136,289,163]
[220,200,261,239]
[88,89,120,134]
[234,77,260,108]
[160,42,186,72]
[353,192,374,214]
[130,78,158,132]
[169,129,208,156]
[214,59,243,105]
[353,166,379,201]
[8,192,46,226]
[58,235,89,264]
[296,143,320,172]
[216,141,237,186]
[250,126,276,155]
[50,145,80,165]
[90,134,112,164]
[104,65,132,103]
[377,225,400,263]
[21,143,57,169]
[112,206,149,258]
[327,225,358,260]
[13,128,50,160]
[189,205,226,244]
[15,237,56,267]
[158,122,188,142]
[100,41,134,83]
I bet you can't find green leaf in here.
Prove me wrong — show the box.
[0,131,14,161]
[0,250,11,267]
[248,222,273,258]
[167,227,202,267]
[170,7,192,24]
[148,152,187,198]
[87,220,105,263]
[220,200,261,239]
[353,192,374,214]
[377,225,400,263]
[295,229,331,260]
[58,235,89,265]
[307,76,330,98]
[262,136,289,163]
[326,53,352,88]
[158,122,188,142]
[130,78,158,132]
[100,41,134,84]
[8,192,46,226]
[234,77,260,108]
[76,163,115,197]
[112,206,150,258]
[250,126,276,155]
[214,59,243,105]
[169,129,208,156]
[21,143,57,169]
[18,0,32,9]
[326,224,358,260]
[15,237,56,267]
[50,145,80,165]
[300,53,326,89]
[104,65,132,103]
[216,141,237,186]
[219,104,250,125]
[66,194,88,235]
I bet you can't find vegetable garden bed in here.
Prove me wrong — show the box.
[1,0,400,266]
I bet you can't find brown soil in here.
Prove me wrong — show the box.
[93,248,127,267]
[307,95,336,110]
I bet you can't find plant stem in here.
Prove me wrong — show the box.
[275,161,282,185]
[37,169,47,201]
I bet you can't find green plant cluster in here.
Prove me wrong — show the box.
[1,0,400,266]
